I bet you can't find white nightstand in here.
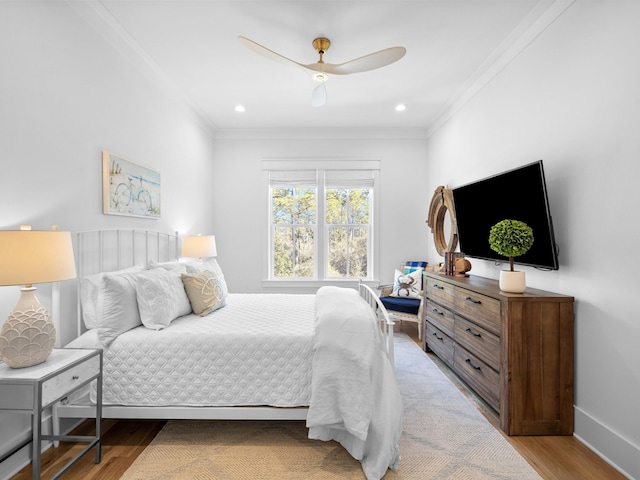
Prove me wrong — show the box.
[0,348,103,479]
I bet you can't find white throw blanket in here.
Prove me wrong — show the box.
[307,286,403,480]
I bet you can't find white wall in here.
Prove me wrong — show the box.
[425,2,640,478]
[209,132,430,293]
[0,2,216,477]
[5,0,637,478]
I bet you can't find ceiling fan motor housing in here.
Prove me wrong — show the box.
[312,37,331,55]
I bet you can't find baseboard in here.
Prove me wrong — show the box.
[574,406,639,480]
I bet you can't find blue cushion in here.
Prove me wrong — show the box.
[380,296,421,315]
[403,261,428,272]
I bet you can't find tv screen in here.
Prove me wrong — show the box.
[451,160,559,270]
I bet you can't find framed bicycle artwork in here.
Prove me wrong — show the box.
[102,151,161,218]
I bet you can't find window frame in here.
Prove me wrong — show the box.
[262,159,380,288]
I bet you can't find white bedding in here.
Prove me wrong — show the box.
[308,286,403,480]
[64,284,401,480]
[66,293,316,407]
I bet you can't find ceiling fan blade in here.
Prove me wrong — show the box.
[307,46,406,75]
[238,36,306,69]
[311,83,327,108]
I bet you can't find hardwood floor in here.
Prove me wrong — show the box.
[11,323,626,479]
[398,322,626,480]
[11,418,166,480]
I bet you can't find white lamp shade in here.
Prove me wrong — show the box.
[0,228,76,368]
[0,230,77,286]
[182,235,217,258]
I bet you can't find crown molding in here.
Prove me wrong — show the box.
[66,0,219,136]
[211,127,428,140]
[427,0,576,138]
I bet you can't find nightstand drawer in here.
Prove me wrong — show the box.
[0,384,34,410]
[42,354,100,407]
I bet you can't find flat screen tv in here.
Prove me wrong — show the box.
[451,160,559,270]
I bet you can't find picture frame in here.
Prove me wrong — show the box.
[102,151,161,218]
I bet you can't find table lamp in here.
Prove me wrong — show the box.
[181,234,217,261]
[0,225,77,368]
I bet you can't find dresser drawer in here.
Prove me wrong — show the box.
[42,354,100,407]
[454,345,500,411]
[454,315,500,371]
[425,300,454,337]
[426,321,454,368]
[426,277,455,311]
[454,287,501,336]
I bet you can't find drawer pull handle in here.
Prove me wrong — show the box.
[72,375,79,380]
[431,307,444,316]
[465,328,481,338]
[433,284,444,290]
[465,296,481,305]
[465,358,481,370]
[432,332,444,341]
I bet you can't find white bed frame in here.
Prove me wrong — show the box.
[54,229,395,425]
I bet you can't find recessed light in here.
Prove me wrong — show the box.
[234,105,246,113]
[395,104,406,112]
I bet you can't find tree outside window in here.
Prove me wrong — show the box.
[272,187,316,278]
[268,168,375,281]
[326,188,370,278]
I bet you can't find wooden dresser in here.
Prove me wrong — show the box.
[423,272,574,435]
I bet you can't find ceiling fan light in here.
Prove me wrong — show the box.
[395,104,407,112]
[312,72,328,83]
[234,105,246,112]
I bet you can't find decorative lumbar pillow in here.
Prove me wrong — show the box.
[96,270,145,347]
[80,265,144,330]
[136,268,192,330]
[181,270,227,316]
[391,268,423,298]
[185,259,228,298]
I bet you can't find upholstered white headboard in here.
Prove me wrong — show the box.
[73,229,179,337]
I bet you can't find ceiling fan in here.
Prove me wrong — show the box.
[238,36,406,107]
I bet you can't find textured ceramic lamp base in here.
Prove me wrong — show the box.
[499,271,526,293]
[0,288,56,368]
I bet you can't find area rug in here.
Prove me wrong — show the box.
[120,333,541,479]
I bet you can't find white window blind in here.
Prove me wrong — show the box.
[269,170,317,187]
[324,170,375,188]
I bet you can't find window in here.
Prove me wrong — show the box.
[325,171,371,279]
[266,162,378,282]
[270,171,317,278]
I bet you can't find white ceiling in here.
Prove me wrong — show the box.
[75,0,562,133]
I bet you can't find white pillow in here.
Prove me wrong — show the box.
[390,268,423,299]
[146,259,193,271]
[136,268,192,329]
[96,270,144,347]
[79,265,144,330]
[185,259,228,297]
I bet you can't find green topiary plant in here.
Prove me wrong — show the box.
[489,219,534,272]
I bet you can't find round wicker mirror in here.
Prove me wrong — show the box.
[427,186,458,256]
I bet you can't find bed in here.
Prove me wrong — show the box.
[54,230,402,479]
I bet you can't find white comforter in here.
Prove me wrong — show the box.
[307,286,403,480]
[66,293,316,407]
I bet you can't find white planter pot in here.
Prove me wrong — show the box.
[499,271,526,293]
